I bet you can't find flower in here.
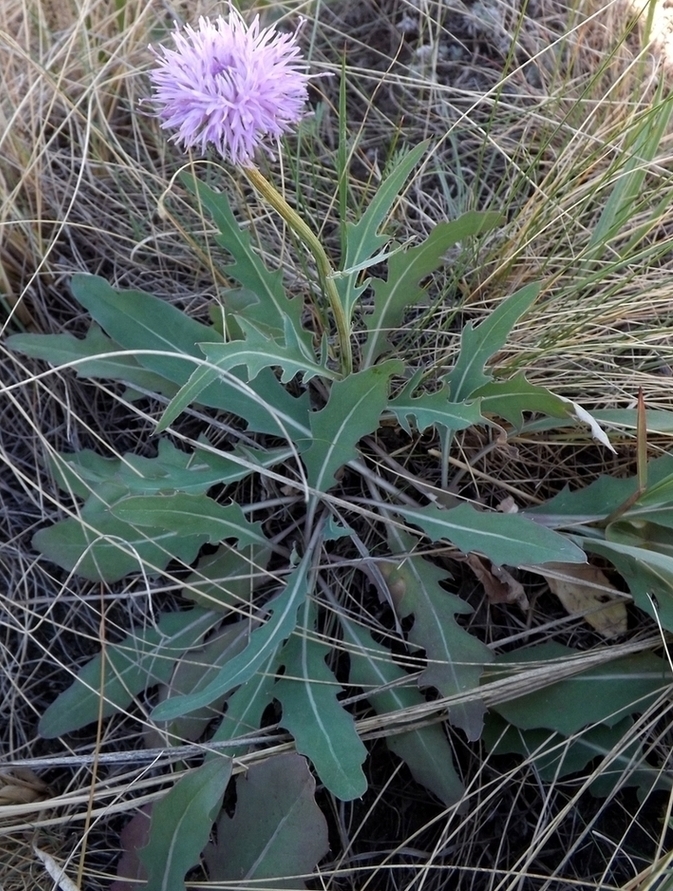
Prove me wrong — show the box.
[148,6,314,166]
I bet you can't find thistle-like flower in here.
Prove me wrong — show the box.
[148,6,313,166]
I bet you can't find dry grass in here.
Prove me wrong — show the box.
[3,0,673,888]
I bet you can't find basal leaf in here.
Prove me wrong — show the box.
[488,643,671,734]
[139,758,231,891]
[69,274,310,437]
[181,542,272,613]
[303,359,403,492]
[587,538,673,633]
[483,713,669,799]
[444,282,540,401]
[387,380,484,436]
[154,621,250,743]
[275,604,368,801]
[39,608,219,738]
[7,325,179,396]
[345,620,465,806]
[362,211,503,366]
[206,659,277,758]
[398,502,586,567]
[384,528,492,740]
[151,545,315,722]
[111,494,267,549]
[206,754,329,889]
[33,487,206,582]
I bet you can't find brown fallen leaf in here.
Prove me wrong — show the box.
[541,561,629,639]
[466,554,530,611]
[0,767,49,806]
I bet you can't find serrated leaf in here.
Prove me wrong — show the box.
[336,141,429,325]
[275,604,367,801]
[6,325,179,396]
[387,381,485,435]
[184,175,310,345]
[362,211,503,366]
[33,490,206,583]
[444,282,540,401]
[398,502,586,567]
[303,359,403,492]
[157,316,331,433]
[345,620,465,806]
[205,754,329,889]
[69,274,310,437]
[39,608,219,737]
[139,758,231,891]
[151,544,316,722]
[111,494,267,549]
[383,528,492,740]
[50,439,290,500]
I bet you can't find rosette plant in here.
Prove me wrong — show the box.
[10,4,671,889]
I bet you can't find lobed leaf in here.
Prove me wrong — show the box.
[303,359,403,492]
[387,380,485,436]
[362,211,503,366]
[444,282,540,401]
[206,754,329,889]
[275,604,368,801]
[345,620,465,806]
[151,545,316,722]
[383,528,493,740]
[139,758,231,891]
[398,502,586,567]
[39,608,219,738]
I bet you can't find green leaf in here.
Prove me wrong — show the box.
[69,274,310,437]
[6,325,179,396]
[33,486,206,583]
[473,373,575,427]
[387,380,485,436]
[444,282,540,401]
[50,439,291,500]
[303,359,403,492]
[111,494,267,548]
[184,175,310,345]
[139,758,232,891]
[275,604,368,801]
[586,538,673,633]
[488,643,671,734]
[398,502,586,566]
[483,713,669,798]
[155,621,250,743]
[205,754,329,889]
[336,141,429,325]
[206,659,277,758]
[157,316,332,433]
[383,528,492,740]
[525,475,638,527]
[151,545,316,722]
[362,211,503,367]
[345,620,465,806]
[181,542,272,613]
[39,608,219,738]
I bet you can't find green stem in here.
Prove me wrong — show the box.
[243,165,352,375]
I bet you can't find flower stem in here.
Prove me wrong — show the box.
[243,166,352,375]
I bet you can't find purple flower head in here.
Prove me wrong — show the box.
[148,5,314,166]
